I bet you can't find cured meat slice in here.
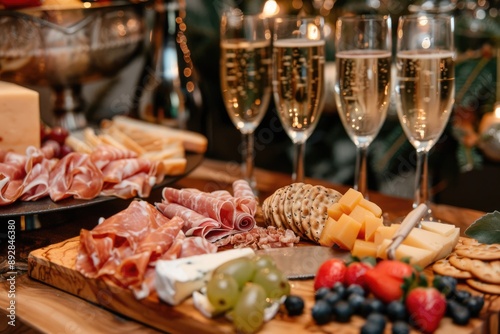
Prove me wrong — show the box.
[49,152,103,201]
[232,179,258,216]
[19,147,56,201]
[90,144,138,169]
[156,202,238,242]
[76,201,178,280]
[162,187,236,229]
[101,171,156,199]
[0,152,27,205]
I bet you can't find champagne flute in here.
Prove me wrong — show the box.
[394,14,455,219]
[334,15,392,197]
[220,11,272,190]
[272,16,326,182]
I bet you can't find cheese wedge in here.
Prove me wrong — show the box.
[352,239,378,258]
[377,239,435,268]
[420,221,457,237]
[338,188,363,213]
[0,81,40,154]
[331,214,362,250]
[374,224,400,246]
[155,248,255,305]
[364,215,384,242]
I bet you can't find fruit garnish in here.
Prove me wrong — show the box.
[313,258,347,290]
[405,287,446,333]
[364,260,415,303]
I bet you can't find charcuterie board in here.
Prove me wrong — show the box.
[28,237,488,334]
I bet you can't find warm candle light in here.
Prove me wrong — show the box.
[263,0,279,17]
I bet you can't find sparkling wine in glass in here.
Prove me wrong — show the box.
[272,16,325,182]
[395,14,455,219]
[220,11,272,190]
[334,15,392,197]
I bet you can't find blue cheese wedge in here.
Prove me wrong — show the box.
[155,248,255,305]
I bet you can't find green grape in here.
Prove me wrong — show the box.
[251,254,277,270]
[232,283,267,334]
[206,273,239,313]
[252,267,290,300]
[213,257,256,289]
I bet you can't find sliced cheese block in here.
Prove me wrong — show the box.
[377,239,435,268]
[434,227,460,261]
[338,188,363,213]
[0,81,40,154]
[420,221,457,237]
[331,214,362,250]
[155,248,255,305]
[352,239,378,258]
[364,215,384,242]
[374,224,400,246]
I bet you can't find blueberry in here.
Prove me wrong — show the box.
[332,300,353,323]
[311,300,332,325]
[315,287,331,300]
[361,321,384,334]
[346,283,366,297]
[360,297,386,317]
[452,289,472,303]
[332,281,347,299]
[452,302,471,325]
[347,293,365,314]
[324,291,342,307]
[433,275,457,298]
[366,312,386,330]
[391,320,410,334]
[386,300,408,322]
[464,295,484,317]
[284,295,304,316]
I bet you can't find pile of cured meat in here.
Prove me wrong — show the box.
[76,179,300,299]
[0,144,163,206]
[76,180,254,299]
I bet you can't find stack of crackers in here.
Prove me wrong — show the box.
[432,238,500,295]
[262,183,342,243]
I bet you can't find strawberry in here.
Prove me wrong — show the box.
[364,260,415,303]
[406,287,446,333]
[344,261,372,289]
[314,259,347,291]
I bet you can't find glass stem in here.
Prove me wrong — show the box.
[414,149,432,219]
[355,145,369,198]
[242,132,256,190]
[293,142,305,182]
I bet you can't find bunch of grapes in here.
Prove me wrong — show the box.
[40,124,73,159]
[205,255,290,334]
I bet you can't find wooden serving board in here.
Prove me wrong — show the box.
[28,238,487,334]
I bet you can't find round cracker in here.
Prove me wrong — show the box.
[448,254,474,271]
[271,187,285,230]
[455,243,500,261]
[469,260,500,284]
[283,183,303,236]
[262,193,275,226]
[466,278,500,295]
[432,258,472,279]
[291,183,312,239]
[278,184,294,232]
[304,185,342,242]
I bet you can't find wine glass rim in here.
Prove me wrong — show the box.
[399,13,454,21]
[336,14,391,22]
[273,15,324,23]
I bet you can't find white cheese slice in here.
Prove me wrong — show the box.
[155,248,255,305]
[420,221,457,237]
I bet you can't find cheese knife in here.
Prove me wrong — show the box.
[255,245,350,279]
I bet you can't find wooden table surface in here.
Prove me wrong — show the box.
[0,159,495,333]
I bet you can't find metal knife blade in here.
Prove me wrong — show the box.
[255,246,350,279]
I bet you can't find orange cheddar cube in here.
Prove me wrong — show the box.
[318,217,338,247]
[352,239,378,258]
[331,214,362,250]
[327,202,344,220]
[358,198,383,217]
[364,215,384,242]
[338,188,363,213]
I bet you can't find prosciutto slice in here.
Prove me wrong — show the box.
[19,147,57,201]
[76,200,217,299]
[232,179,258,216]
[0,151,27,205]
[49,152,103,201]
